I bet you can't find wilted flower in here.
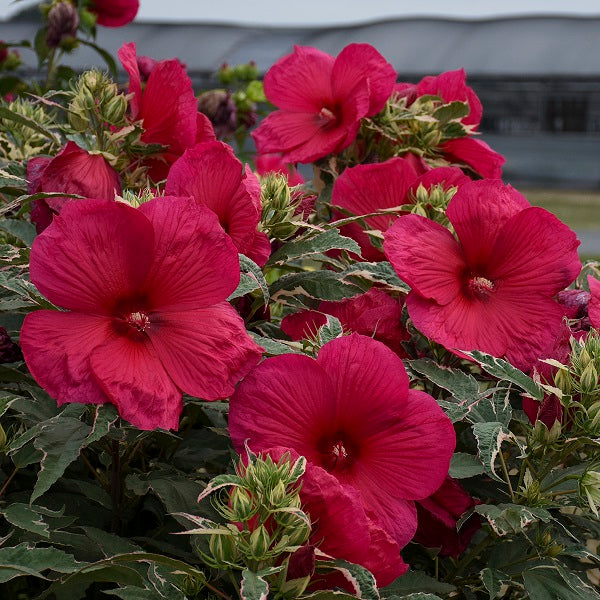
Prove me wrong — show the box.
[21,197,262,430]
[45,1,79,49]
[384,180,581,371]
[252,44,396,163]
[229,334,456,579]
[198,90,238,139]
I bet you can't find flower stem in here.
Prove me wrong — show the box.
[499,449,515,502]
[0,466,18,497]
[110,439,121,533]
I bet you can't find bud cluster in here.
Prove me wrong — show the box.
[189,450,312,595]
[406,182,460,225]
[358,92,471,165]
[259,173,303,240]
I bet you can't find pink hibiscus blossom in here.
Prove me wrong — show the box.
[384,180,581,371]
[252,44,396,164]
[332,157,469,261]
[21,197,262,431]
[118,42,215,181]
[395,69,505,179]
[27,141,121,233]
[281,287,409,357]
[229,334,456,574]
[165,141,271,266]
[89,0,139,27]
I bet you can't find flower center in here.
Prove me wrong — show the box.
[317,106,339,129]
[317,431,358,473]
[126,311,150,332]
[468,275,495,297]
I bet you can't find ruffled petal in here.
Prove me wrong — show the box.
[332,43,396,116]
[384,214,466,305]
[228,354,336,461]
[588,276,600,328]
[446,180,530,270]
[263,45,335,112]
[139,196,240,311]
[117,42,142,118]
[21,311,112,406]
[90,334,181,430]
[30,199,154,313]
[148,303,262,401]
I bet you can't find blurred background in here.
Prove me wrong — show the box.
[1,0,600,253]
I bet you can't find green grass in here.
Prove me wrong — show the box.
[523,188,600,230]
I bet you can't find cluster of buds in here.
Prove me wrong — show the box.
[579,468,600,516]
[44,0,79,50]
[0,98,58,161]
[259,173,303,240]
[184,450,312,596]
[358,92,471,164]
[68,69,128,134]
[405,182,460,226]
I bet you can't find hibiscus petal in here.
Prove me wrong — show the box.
[21,310,112,406]
[362,518,408,586]
[228,354,337,461]
[384,214,466,305]
[139,196,240,311]
[90,334,181,430]
[588,276,600,328]
[263,45,335,113]
[117,42,142,118]
[30,199,154,313]
[252,110,351,164]
[446,180,530,269]
[489,206,581,295]
[442,137,505,179]
[148,303,262,401]
[332,43,396,116]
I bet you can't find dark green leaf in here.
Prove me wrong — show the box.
[381,570,456,596]
[0,219,36,246]
[449,453,485,479]
[472,421,512,482]
[340,261,409,293]
[240,569,269,600]
[523,563,600,600]
[0,543,81,583]
[481,567,508,599]
[316,559,379,600]
[229,254,269,304]
[248,332,302,355]
[474,504,553,537]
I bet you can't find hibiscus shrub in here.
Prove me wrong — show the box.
[0,16,598,600]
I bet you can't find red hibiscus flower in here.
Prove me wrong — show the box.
[252,44,396,164]
[281,287,409,357]
[332,157,469,261]
[228,334,456,567]
[165,141,271,266]
[90,0,139,27]
[118,42,215,181]
[20,197,262,431]
[414,476,481,557]
[384,180,581,371]
[27,141,121,233]
[395,69,505,178]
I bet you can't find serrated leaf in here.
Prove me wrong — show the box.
[229,254,269,304]
[197,473,243,502]
[0,106,59,144]
[1,503,54,538]
[270,270,362,307]
[318,315,344,345]
[0,219,36,246]
[468,384,513,427]
[340,261,409,294]
[481,567,508,599]
[472,421,512,482]
[0,543,82,583]
[316,559,379,600]
[474,504,552,537]
[31,415,92,502]
[449,452,485,479]
[433,100,470,123]
[523,563,600,600]
[240,569,269,600]
[268,229,361,266]
[84,404,119,446]
[248,332,302,355]
[465,350,544,400]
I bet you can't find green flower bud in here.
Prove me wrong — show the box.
[231,487,255,522]
[280,575,311,598]
[554,367,572,395]
[268,480,287,507]
[259,173,301,240]
[579,470,600,516]
[248,524,271,559]
[547,544,564,558]
[209,533,238,566]
[580,362,598,395]
[104,94,128,125]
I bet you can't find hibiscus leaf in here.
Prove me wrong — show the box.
[449,452,485,479]
[0,106,60,144]
[267,229,361,266]
[240,568,269,600]
[386,595,444,600]
[408,358,480,422]
[0,219,36,246]
[197,473,244,502]
[340,261,409,294]
[381,570,456,596]
[315,559,379,600]
[248,332,303,356]
[468,384,513,427]
[472,421,513,482]
[464,350,544,400]
[302,593,360,599]
[474,504,553,537]
[229,255,269,304]
[522,562,600,600]
[481,567,509,599]
[317,316,344,345]
[31,414,92,503]
[270,271,363,308]
[0,542,82,583]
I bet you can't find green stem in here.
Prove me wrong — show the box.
[0,466,18,497]
[499,449,515,502]
[110,439,121,534]
[44,48,58,90]
[445,534,493,582]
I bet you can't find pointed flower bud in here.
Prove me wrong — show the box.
[259,173,301,240]
[46,1,79,49]
[579,470,600,516]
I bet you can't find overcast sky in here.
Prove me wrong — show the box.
[1,0,600,24]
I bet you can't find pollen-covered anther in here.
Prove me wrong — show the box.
[468,276,495,296]
[126,311,150,332]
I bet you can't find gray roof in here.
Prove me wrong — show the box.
[2,15,600,78]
